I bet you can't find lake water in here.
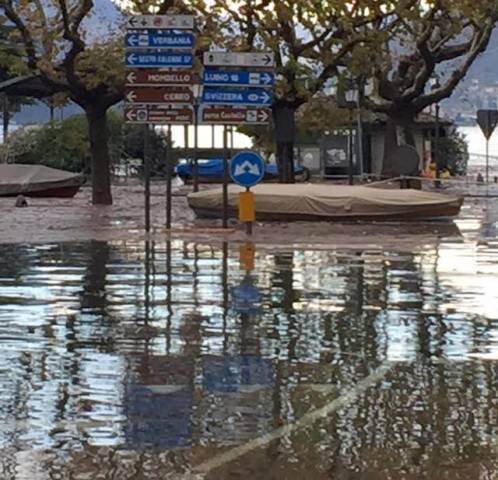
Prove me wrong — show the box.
[458,126,498,164]
[0,200,497,479]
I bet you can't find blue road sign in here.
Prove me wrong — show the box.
[230,151,266,187]
[126,31,195,49]
[203,69,275,88]
[203,87,273,106]
[125,51,193,68]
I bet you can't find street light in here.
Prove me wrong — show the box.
[431,76,441,185]
[192,83,202,192]
[345,86,359,185]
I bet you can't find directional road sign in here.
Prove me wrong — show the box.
[126,69,193,86]
[230,151,266,187]
[125,105,194,124]
[125,51,193,68]
[203,87,272,106]
[203,52,275,68]
[126,31,195,49]
[125,87,193,105]
[201,106,271,125]
[203,69,275,88]
[126,15,194,30]
[477,109,498,140]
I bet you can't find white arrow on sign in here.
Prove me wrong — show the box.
[127,34,139,47]
[126,15,194,30]
[203,51,275,68]
[257,110,269,122]
[126,71,137,84]
[126,91,137,103]
[234,161,261,177]
[125,110,136,121]
[250,90,271,104]
[127,53,137,65]
[261,72,273,85]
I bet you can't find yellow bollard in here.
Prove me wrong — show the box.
[239,242,256,271]
[239,191,255,222]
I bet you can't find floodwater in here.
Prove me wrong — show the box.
[0,202,498,479]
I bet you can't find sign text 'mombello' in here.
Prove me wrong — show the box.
[126,69,193,86]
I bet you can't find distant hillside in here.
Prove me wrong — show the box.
[13,102,82,125]
[464,29,498,85]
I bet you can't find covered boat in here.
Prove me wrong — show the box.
[177,159,310,183]
[0,164,85,198]
[188,184,463,221]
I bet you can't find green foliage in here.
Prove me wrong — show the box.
[3,112,171,175]
[438,130,469,176]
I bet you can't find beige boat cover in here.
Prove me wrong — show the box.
[188,184,463,219]
[0,164,83,195]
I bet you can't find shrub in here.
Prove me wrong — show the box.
[2,111,171,175]
[438,130,469,176]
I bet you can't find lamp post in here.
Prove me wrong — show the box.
[431,76,441,186]
[192,83,202,192]
[345,86,359,185]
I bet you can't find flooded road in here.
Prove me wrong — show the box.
[0,202,497,479]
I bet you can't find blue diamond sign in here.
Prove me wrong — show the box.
[230,151,266,187]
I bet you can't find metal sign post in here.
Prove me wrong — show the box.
[477,109,498,184]
[200,50,275,229]
[125,14,196,232]
[166,125,173,230]
[230,151,266,235]
[144,124,151,232]
[223,126,229,229]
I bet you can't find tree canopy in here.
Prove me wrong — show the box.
[363,0,498,118]
[1,0,126,203]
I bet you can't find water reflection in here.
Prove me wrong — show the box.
[0,235,497,479]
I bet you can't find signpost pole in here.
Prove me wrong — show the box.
[125,13,196,231]
[193,103,199,192]
[166,124,173,231]
[348,108,354,185]
[477,109,498,185]
[246,187,253,236]
[144,124,151,232]
[486,138,490,185]
[223,125,229,229]
[184,123,189,162]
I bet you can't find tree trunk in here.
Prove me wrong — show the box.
[273,103,296,183]
[85,106,113,205]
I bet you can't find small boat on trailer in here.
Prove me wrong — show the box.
[0,164,85,198]
[188,184,463,221]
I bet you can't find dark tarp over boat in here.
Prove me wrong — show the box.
[176,159,310,183]
[0,164,85,198]
[188,184,464,221]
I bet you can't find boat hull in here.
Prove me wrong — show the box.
[0,165,85,198]
[188,184,464,222]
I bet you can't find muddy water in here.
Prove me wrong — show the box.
[0,214,497,478]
